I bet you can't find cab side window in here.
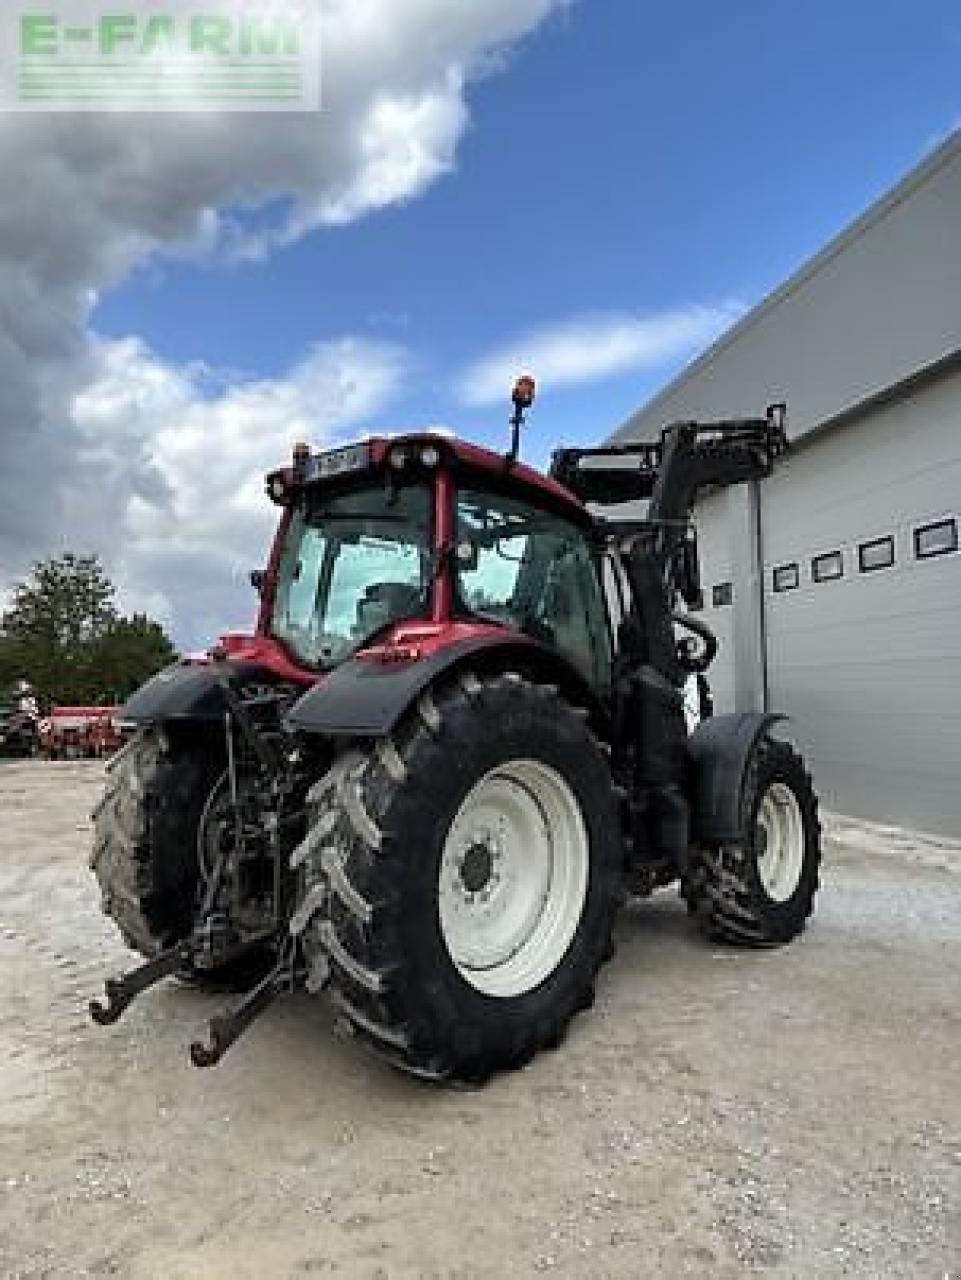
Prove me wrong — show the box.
[456,489,612,695]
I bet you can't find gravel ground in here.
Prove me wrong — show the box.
[0,760,958,1280]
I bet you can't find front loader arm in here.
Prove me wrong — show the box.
[553,406,788,609]
[550,404,788,521]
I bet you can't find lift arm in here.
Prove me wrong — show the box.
[549,405,788,519]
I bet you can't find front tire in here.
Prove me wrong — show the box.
[685,736,821,945]
[293,672,623,1083]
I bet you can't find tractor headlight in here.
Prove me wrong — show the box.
[420,444,441,468]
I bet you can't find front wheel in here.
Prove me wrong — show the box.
[293,672,623,1083]
[684,736,821,945]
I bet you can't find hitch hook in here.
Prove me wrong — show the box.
[189,953,288,1069]
[89,944,190,1026]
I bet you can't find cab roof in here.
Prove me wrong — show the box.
[381,433,588,522]
[269,432,591,527]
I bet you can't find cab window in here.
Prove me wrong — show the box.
[456,488,612,694]
[272,483,431,666]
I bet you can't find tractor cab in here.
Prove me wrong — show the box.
[258,425,613,698]
[266,461,433,670]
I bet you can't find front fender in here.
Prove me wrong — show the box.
[285,635,608,739]
[687,712,788,843]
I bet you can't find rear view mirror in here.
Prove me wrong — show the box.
[250,569,267,595]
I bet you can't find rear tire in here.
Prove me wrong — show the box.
[90,727,271,988]
[685,736,820,945]
[293,672,623,1082]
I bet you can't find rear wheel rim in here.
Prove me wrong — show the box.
[438,759,589,999]
[755,782,805,903]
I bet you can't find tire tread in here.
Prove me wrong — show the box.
[685,738,821,947]
[295,672,622,1082]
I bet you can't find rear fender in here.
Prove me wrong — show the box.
[284,635,608,739]
[120,661,282,725]
[687,712,787,843]
[120,662,228,724]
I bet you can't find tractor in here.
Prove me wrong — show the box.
[89,382,820,1082]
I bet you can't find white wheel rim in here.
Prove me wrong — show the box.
[438,759,590,999]
[755,782,805,903]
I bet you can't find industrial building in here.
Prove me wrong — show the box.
[615,130,961,837]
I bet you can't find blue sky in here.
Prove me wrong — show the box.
[91,0,960,468]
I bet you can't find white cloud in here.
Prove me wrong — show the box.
[69,334,407,646]
[457,303,745,407]
[0,0,569,640]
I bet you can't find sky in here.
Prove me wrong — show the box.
[1,0,959,648]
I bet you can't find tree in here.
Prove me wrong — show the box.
[4,554,115,649]
[89,614,177,703]
[0,554,176,707]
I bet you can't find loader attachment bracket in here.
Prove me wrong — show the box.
[550,405,788,516]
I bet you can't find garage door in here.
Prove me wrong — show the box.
[761,368,961,837]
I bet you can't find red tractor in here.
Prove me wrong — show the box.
[41,706,125,759]
[90,385,820,1082]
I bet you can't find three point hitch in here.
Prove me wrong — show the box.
[89,933,304,1069]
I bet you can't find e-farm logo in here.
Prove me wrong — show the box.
[1,2,320,111]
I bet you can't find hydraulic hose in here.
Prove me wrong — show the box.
[672,611,719,675]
